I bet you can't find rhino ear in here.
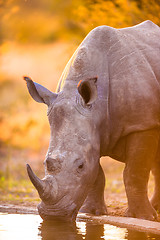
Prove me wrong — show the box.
[77,77,97,105]
[24,76,57,106]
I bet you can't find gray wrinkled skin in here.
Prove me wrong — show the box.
[25,20,160,221]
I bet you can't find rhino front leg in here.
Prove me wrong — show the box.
[123,129,159,221]
[151,158,160,212]
[79,164,107,215]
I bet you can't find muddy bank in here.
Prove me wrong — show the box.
[0,204,38,215]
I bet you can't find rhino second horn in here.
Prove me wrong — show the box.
[26,164,44,196]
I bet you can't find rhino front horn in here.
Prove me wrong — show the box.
[26,164,45,196]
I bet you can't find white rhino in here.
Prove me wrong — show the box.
[25,20,160,221]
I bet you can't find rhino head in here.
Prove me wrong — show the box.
[24,75,105,221]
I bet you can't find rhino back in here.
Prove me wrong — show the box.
[56,21,160,151]
[107,21,160,148]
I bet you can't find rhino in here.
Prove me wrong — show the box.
[24,20,160,221]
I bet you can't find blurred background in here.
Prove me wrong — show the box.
[0,0,159,209]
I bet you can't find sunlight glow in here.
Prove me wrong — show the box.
[76,221,86,236]
[0,213,42,240]
[103,224,127,240]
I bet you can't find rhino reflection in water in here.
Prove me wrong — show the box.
[25,20,160,221]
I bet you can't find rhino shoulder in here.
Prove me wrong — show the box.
[88,25,117,41]
[120,20,160,36]
[82,25,119,52]
[134,20,159,30]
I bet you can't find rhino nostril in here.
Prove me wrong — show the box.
[46,158,55,170]
[46,157,54,165]
[45,157,62,173]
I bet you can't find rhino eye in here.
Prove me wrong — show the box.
[77,163,84,173]
[78,163,84,169]
[75,159,85,173]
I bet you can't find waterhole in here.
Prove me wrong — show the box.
[0,213,160,240]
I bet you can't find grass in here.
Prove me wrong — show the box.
[0,176,39,201]
[0,163,40,206]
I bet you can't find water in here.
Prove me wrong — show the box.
[0,213,160,240]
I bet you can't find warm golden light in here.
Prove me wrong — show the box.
[76,221,86,236]
[103,224,127,240]
[0,213,42,240]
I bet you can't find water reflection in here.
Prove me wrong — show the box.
[39,220,82,240]
[1,213,160,240]
[40,220,106,240]
[39,220,125,240]
[39,219,160,240]
[85,224,104,240]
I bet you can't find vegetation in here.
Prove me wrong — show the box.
[1,0,160,44]
[0,0,158,206]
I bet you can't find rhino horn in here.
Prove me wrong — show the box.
[26,164,45,196]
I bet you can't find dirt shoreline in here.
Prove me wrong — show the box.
[0,203,38,215]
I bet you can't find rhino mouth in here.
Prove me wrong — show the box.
[37,200,78,221]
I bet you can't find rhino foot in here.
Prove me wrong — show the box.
[124,205,157,221]
[79,202,107,216]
